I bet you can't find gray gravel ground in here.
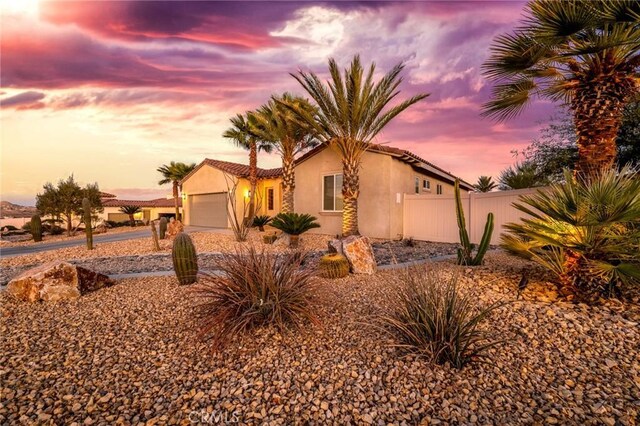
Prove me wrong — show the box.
[1,252,638,425]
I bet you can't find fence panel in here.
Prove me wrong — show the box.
[403,188,539,245]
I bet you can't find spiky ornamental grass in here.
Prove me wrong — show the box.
[191,246,321,349]
[380,266,505,369]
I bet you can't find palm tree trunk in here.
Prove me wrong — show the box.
[129,214,135,227]
[571,76,630,177]
[281,150,295,214]
[342,157,360,237]
[173,181,180,220]
[248,139,257,220]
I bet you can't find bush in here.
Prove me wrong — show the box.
[502,167,640,301]
[191,246,320,348]
[105,220,128,228]
[270,213,320,248]
[380,266,504,369]
[1,225,18,231]
[21,221,31,231]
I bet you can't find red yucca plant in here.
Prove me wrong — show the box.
[191,246,320,348]
[380,265,505,369]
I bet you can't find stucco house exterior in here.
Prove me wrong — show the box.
[181,143,473,239]
[99,192,181,223]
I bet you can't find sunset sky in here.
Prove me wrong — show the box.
[1,0,557,206]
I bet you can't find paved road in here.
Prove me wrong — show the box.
[0,226,231,258]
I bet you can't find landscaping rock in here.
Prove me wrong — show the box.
[166,220,184,239]
[327,239,344,255]
[7,261,113,302]
[342,236,376,274]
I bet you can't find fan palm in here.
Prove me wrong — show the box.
[119,205,142,227]
[250,93,317,213]
[288,55,429,236]
[223,113,273,220]
[474,176,497,192]
[502,167,640,301]
[482,0,640,176]
[157,161,196,220]
[499,161,547,190]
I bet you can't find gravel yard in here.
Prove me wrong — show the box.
[0,226,144,246]
[1,252,638,425]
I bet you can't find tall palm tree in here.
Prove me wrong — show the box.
[288,55,429,236]
[157,161,196,220]
[498,161,547,190]
[482,0,640,176]
[250,93,317,213]
[223,113,272,220]
[474,176,497,192]
[119,205,142,227]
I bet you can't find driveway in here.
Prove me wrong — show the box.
[0,226,232,258]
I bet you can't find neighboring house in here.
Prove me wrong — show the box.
[100,195,181,223]
[181,143,473,238]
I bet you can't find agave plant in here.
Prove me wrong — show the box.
[252,215,272,232]
[502,167,640,301]
[270,213,320,248]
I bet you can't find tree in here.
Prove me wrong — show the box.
[289,55,429,236]
[482,0,640,176]
[223,113,272,221]
[250,93,317,213]
[498,161,547,190]
[35,175,103,236]
[474,176,497,192]
[157,161,196,220]
[119,205,142,227]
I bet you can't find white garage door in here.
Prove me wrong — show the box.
[189,193,228,228]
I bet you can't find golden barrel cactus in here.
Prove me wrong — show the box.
[319,253,350,279]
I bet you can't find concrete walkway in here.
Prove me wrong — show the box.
[0,226,232,258]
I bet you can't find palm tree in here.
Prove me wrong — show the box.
[157,161,196,220]
[119,205,142,227]
[250,93,317,213]
[474,176,497,192]
[482,0,640,176]
[499,161,547,190]
[223,113,272,220]
[288,55,429,236]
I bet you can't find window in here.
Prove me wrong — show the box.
[423,179,430,191]
[266,187,274,211]
[414,177,420,194]
[323,174,343,211]
[436,184,443,195]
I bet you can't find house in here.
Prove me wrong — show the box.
[181,143,473,239]
[99,192,181,224]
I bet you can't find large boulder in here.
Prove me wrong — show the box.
[342,236,377,274]
[7,262,113,302]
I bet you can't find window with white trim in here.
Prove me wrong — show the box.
[423,179,430,191]
[323,174,343,211]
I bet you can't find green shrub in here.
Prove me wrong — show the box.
[252,215,272,232]
[21,221,31,231]
[192,246,320,349]
[380,266,504,369]
[502,167,640,301]
[270,213,320,248]
[1,225,18,231]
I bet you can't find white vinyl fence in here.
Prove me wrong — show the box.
[403,188,541,245]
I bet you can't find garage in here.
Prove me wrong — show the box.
[188,193,228,228]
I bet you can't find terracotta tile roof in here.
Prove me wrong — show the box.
[103,198,181,208]
[99,191,117,199]
[295,142,475,191]
[181,158,282,184]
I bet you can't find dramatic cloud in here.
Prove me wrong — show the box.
[0,91,46,109]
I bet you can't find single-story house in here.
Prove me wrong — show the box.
[99,194,181,224]
[181,143,473,239]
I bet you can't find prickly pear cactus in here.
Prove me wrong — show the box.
[172,232,198,284]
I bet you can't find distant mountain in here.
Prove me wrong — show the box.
[0,201,37,218]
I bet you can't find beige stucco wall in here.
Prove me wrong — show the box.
[99,206,179,223]
[294,147,456,239]
[182,164,283,227]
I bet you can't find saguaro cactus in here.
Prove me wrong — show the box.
[31,214,42,242]
[82,198,94,250]
[159,217,168,239]
[172,232,198,284]
[455,179,493,266]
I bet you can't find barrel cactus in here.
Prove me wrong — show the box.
[82,198,94,250]
[172,232,198,285]
[159,217,168,239]
[31,214,42,242]
[319,253,350,279]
